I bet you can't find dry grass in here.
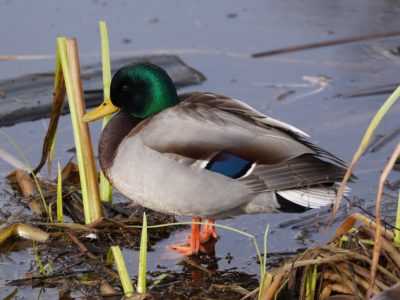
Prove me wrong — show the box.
[259,213,400,300]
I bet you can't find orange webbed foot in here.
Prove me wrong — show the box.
[168,244,198,256]
[200,219,218,243]
[169,217,201,256]
[169,218,218,256]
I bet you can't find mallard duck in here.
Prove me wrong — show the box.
[83,62,349,256]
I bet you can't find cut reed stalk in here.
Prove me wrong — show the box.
[56,37,102,223]
[260,270,286,300]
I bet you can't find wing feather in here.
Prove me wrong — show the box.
[132,92,349,192]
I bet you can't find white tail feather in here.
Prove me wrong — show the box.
[277,185,351,209]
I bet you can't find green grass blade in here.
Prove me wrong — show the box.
[44,262,55,274]
[99,21,111,100]
[56,162,63,222]
[340,235,375,246]
[305,265,317,300]
[106,247,114,264]
[259,224,270,298]
[137,212,148,293]
[0,129,48,212]
[99,169,112,202]
[149,273,170,290]
[263,224,269,276]
[32,241,46,276]
[329,85,400,226]
[274,277,290,300]
[395,190,400,247]
[110,246,134,296]
[99,21,113,202]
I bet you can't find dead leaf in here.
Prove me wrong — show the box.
[0,223,49,247]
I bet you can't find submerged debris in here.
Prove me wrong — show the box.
[148,261,259,299]
[251,31,400,58]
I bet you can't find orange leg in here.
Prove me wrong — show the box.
[169,217,201,256]
[200,219,218,243]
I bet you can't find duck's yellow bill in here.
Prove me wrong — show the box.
[82,98,119,122]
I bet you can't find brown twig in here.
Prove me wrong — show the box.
[340,84,399,98]
[5,269,94,286]
[352,264,389,291]
[211,284,249,296]
[331,213,395,242]
[68,233,97,259]
[68,233,118,278]
[252,31,400,58]
[362,227,400,268]
[241,286,259,300]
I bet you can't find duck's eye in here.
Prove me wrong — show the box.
[121,85,129,92]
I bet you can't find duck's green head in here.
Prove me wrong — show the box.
[83,63,179,121]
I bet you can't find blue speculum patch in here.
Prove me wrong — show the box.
[206,152,252,179]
